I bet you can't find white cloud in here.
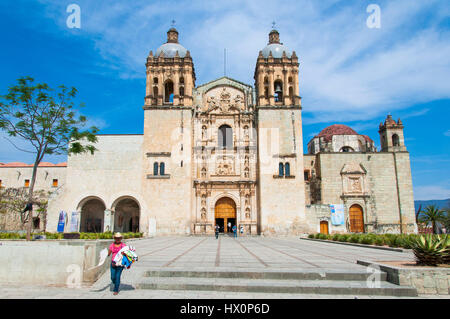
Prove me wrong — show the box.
[414,184,450,201]
[36,0,450,124]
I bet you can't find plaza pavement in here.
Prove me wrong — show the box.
[1,236,448,299]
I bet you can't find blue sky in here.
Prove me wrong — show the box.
[0,0,449,200]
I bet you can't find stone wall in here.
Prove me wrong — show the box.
[0,240,110,285]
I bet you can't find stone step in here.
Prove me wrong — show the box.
[136,276,418,297]
[143,269,388,281]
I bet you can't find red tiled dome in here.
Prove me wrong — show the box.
[316,124,358,142]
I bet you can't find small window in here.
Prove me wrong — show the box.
[153,77,158,84]
[24,179,30,187]
[52,179,58,187]
[278,163,284,177]
[340,146,354,152]
[392,134,400,147]
[304,170,310,181]
[179,77,184,84]
[218,125,233,149]
[153,162,159,175]
[33,217,40,229]
[164,80,174,103]
[180,86,185,97]
[285,163,290,176]
[160,162,165,175]
[181,161,183,167]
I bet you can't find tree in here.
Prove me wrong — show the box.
[0,187,49,231]
[418,205,446,234]
[0,77,98,240]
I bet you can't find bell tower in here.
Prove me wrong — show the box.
[379,115,407,152]
[254,28,307,235]
[145,27,195,107]
[254,29,300,106]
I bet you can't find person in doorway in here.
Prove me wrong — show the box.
[240,225,244,236]
[215,224,220,239]
[108,232,126,295]
[232,225,237,238]
[227,221,231,233]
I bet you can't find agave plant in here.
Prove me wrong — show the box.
[408,234,449,266]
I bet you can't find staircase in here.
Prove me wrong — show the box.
[135,268,418,297]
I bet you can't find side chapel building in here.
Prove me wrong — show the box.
[0,28,417,235]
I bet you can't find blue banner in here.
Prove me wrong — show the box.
[57,211,66,233]
[330,204,345,225]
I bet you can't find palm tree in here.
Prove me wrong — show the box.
[418,205,446,234]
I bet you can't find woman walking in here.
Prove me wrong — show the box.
[108,232,126,295]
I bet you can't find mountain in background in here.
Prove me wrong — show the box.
[414,199,449,213]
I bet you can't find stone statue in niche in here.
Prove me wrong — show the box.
[202,126,207,140]
[244,126,249,140]
[245,207,251,219]
[201,166,207,178]
[201,208,206,221]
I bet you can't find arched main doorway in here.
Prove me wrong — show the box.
[215,197,236,233]
[79,198,105,233]
[320,221,329,235]
[113,197,140,233]
[349,204,364,233]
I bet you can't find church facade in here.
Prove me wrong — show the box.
[0,28,417,236]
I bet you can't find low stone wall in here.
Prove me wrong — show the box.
[0,240,110,286]
[357,260,450,295]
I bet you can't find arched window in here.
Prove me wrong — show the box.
[289,86,294,101]
[160,162,165,175]
[153,77,158,84]
[179,86,185,97]
[218,125,233,149]
[288,76,293,83]
[264,87,269,99]
[153,162,159,175]
[392,134,400,147]
[274,80,283,102]
[279,163,284,177]
[153,86,158,97]
[285,162,290,176]
[179,77,184,84]
[340,146,354,152]
[164,80,174,103]
[264,76,268,84]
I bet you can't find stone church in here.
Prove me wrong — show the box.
[0,28,417,236]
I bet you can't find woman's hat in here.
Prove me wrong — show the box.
[113,232,123,238]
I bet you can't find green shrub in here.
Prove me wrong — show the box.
[359,234,375,245]
[308,234,314,239]
[338,234,349,242]
[375,237,385,246]
[332,234,340,241]
[348,234,360,243]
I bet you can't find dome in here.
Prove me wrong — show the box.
[316,124,358,142]
[261,43,292,58]
[155,42,187,58]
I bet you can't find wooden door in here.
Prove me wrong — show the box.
[320,221,329,235]
[215,197,236,233]
[349,204,364,233]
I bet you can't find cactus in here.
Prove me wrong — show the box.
[408,234,449,266]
